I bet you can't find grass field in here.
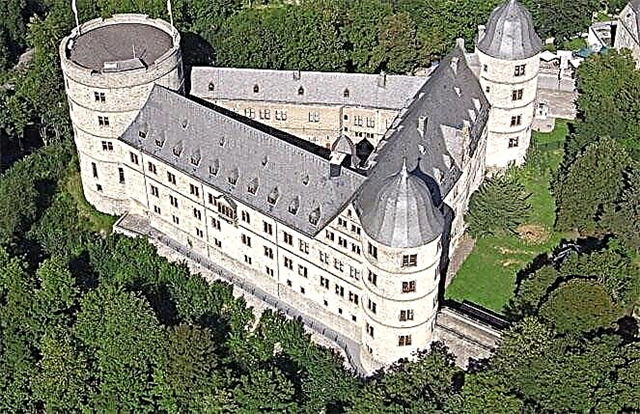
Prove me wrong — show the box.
[445,120,572,313]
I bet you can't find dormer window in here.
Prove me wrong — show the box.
[138,130,147,139]
[261,155,268,167]
[267,187,279,205]
[219,136,226,147]
[298,86,304,96]
[343,88,350,98]
[190,149,201,166]
[302,174,310,186]
[247,177,258,195]
[209,159,220,175]
[228,168,239,186]
[288,196,300,215]
[253,84,260,93]
[181,119,188,129]
[208,81,215,91]
[155,134,165,148]
[309,207,320,226]
[172,141,183,157]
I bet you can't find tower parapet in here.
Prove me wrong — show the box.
[59,14,184,214]
[475,0,542,169]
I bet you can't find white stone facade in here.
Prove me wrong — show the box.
[615,1,640,67]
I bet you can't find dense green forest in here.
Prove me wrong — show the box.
[0,0,639,412]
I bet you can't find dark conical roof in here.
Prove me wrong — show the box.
[358,160,444,249]
[477,0,542,60]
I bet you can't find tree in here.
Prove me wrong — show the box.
[466,172,531,238]
[372,12,418,74]
[601,166,640,253]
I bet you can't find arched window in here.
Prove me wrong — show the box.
[298,86,304,96]
[343,88,350,98]
[253,84,260,93]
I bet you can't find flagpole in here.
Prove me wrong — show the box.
[71,0,80,34]
[167,0,174,27]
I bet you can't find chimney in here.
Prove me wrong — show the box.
[417,116,427,137]
[456,38,465,52]
[478,25,486,43]
[377,71,387,88]
[450,57,459,75]
[329,153,346,178]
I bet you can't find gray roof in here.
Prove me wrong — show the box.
[477,0,542,60]
[68,23,173,71]
[355,47,490,247]
[190,67,428,110]
[359,161,444,248]
[119,86,366,237]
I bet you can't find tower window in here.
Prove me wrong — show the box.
[94,92,105,102]
[514,64,526,77]
[130,152,139,165]
[298,86,304,95]
[398,335,412,346]
[91,162,98,178]
[402,280,417,293]
[402,254,417,267]
[101,141,113,151]
[510,115,522,127]
[512,89,524,101]
[483,64,488,72]
[98,116,109,127]
[343,88,350,98]
[253,84,259,93]
[208,82,215,91]
[368,243,378,259]
[509,137,520,148]
[118,168,125,184]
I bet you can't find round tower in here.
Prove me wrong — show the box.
[475,0,542,170]
[59,14,184,214]
[355,161,444,372]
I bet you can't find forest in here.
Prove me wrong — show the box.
[0,0,639,412]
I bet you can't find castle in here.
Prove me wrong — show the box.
[60,0,543,372]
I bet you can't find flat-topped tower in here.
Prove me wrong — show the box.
[60,14,184,214]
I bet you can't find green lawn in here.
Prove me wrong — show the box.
[560,37,587,51]
[445,121,572,313]
[64,166,117,234]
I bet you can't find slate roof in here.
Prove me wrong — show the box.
[119,86,367,237]
[68,23,173,71]
[354,47,490,247]
[477,0,542,60]
[190,67,428,110]
[359,161,444,248]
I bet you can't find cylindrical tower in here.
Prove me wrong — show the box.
[355,161,444,372]
[476,0,542,170]
[59,14,184,214]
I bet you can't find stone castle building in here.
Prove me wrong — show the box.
[615,0,640,66]
[60,0,541,372]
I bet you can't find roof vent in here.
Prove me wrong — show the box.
[288,196,300,215]
[377,71,387,88]
[172,141,183,157]
[190,149,201,166]
[247,177,258,195]
[417,116,427,137]
[209,159,219,175]
[267,187,279,205]
[309,206,321,226]
[228,168,239,186]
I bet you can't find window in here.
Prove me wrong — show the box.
[299,240,309,254]
[96,184,103,192]
[167,172,176,185]
[338,237,347,248]
[483,64,488,72]
[368,243,378,259]
[244,108,255,119]
[319,251,329,264]
[398,335,412,346]
[189,184,200,198]
[169,195,179,208]
[485,86,490,93]
[402,281,417,293]
[300,286,305,294]
[118,168,125,184]
[101,141,113,151]
[343,88,350,98]
[400,310,414,321]
[241,210,250,223]
[352,315,357,322]
[172,215,180,225]
[320,276,329,289]
[267,187,279,205]
[298,86,304,95]
[338,217,347,228]
[323,300,328,307]
[211,217,221,230]
[334,259,344,272]
[512,89,524,101]
[308,111,320,123]
[354,115,363,126]
[368,270,377,286]
[335,285,344,297]
[349,291,359,304]
[94,91,106,102]
[344,114,349,121]
[214,239,222,248]
[265,266,274,277]
[150,185,159,198]
[263,221,273,235]
[298,265,308,278]
[367,299,377,314]
[91,162,98,178]
[244,255,252,265]
[195,228,204,238]
[351,224,361,235]
[351,243,361,255]
[217,203,236,221]
[193,208,202,221]
[283,232,293,245]
[338,308,343,315]
[98,116,109,127]
[259,109,270,120]
[325,230,335,241]
[366,117,375,128]
[284,257,293,270]
[402,254,417,267]
[264,246,273,259]
[514,64,526,77]
[147,162,157,174]
[139,130,147,139]
[253,84,259,93]
[366,323,374,338]
[154,205,162,215]
[228,170,238,186]
[509,137,519,148]
[510,115,522,127]
[349,266,360,280]
[130,152,139,165]
[208,82,214,91]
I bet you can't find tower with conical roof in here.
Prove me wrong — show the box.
[355,159,444,371]
[476,0,542,169]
